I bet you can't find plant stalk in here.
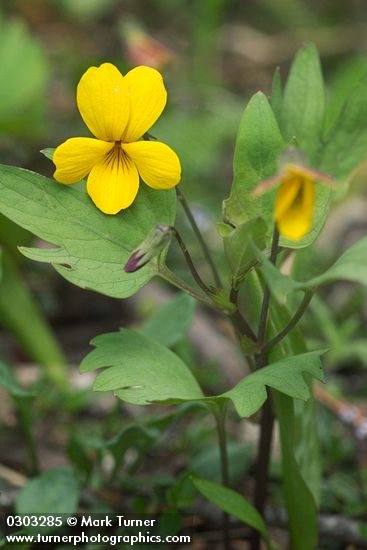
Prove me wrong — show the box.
[176,187,222,288]
[158,264,217,310]
[263,289,313,354]
[173,228,212,294]
[229,286,257,343]
[250,226,280,550]
[257,228,280,346]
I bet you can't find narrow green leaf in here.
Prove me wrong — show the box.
[299,235,367,290]
[223,92,284,227]
[281,43,325,160]
[0,164,176,299]
[0,249,68,390]
[274,393,318,549]
[294,392,321,506]
[257,235,367,296]
[139,293,196,347]
[222,350,325,418]
[81,329,203,405]
[245,271,320,548]
[192,477,270,547]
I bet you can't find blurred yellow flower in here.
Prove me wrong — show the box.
[274,164,316,240]
[53,63,181,214]
[253,153,335,240]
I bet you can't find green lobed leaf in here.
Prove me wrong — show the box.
[0,164,176,299]
[139,293,196,347]
[16,469,80,515]
[192,477,270,548]
[81,328,324,415]
[81,329,203,405]
[222,350,325,418]
[281,42,325,161]
[223,92,284,227]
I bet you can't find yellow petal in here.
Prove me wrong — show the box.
[274,177,301,221]
[123,141,181,189]
[86,147,139,214]
[77,63,130,141]
[53,137,114,184]
[276,180,315,240]
[123,66,167,142]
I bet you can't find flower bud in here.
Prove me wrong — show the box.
[124,224,173,273]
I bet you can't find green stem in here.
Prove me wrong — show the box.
[257,227,280,346]
[173,228,212,294]
[250,226,280,550]
[229,286,257,344]
[176,188,222,288]
[213,402,231,550]
[263,289,313,354]
[158,263,218,310]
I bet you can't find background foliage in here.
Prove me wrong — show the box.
[1,1,367,548]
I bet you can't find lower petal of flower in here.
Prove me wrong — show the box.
[53,137,114,184]
[122,140,181,189]
[274,177,302,221]
[276,181,315,240]
[87,147,139,214]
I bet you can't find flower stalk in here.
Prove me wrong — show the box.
[176,187,222,289]
[250,225,280,550]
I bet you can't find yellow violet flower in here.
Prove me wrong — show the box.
[253,157,334,241]
[53,63,181,214]
[274,164,316,240]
